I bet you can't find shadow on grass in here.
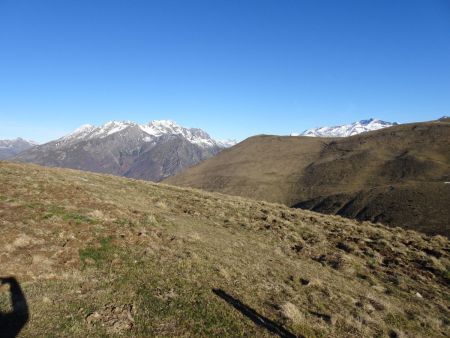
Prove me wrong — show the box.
[212,288,300,338]
[0,277,29,338]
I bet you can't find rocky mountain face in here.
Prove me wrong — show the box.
[14,120,230,181]
[166,119,450,237]
[298,118,397,137]
[0,138,37,160]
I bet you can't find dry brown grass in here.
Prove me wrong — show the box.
[0,161,449,337]
[166,121,450,237]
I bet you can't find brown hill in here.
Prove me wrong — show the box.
[166,120,450,237]
[0,161,449,337]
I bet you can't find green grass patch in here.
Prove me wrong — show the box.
[42,205,96,224]
[443,270,450,283]
[79,237,115,267]
[135,279,252,337]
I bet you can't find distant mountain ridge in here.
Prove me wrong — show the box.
[58,120,232,148]
[15,120,232,181]
[298,118,397,137]
[0,137,38,160]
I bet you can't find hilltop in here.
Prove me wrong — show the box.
[0,161,449,337]
[166,120,450,237]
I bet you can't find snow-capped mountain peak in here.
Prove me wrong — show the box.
[59,120,234,148]
[65,124,96,140]
[92,121,135,138]
[299,118,397,137]
[0,137,38,148]
[0,137,38,160]
[217,139,238,147]
[140,120,184,137]
[140,120,216,147]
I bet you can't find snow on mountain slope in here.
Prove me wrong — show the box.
[217,139,238,147]
[139,120,218,147]
[0,138,38,160]
[300,118,397,137]
[0,138,37,148]
[61,121,135,142]
[60,120,230,148]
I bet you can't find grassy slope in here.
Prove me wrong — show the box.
[0,162,449,337]
[166,121,450,236]
[168,135,328,205]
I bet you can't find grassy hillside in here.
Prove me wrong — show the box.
[0,162,449,337]
[169,135,327,205]
[166,120,450,236]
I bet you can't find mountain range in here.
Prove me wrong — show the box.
[167,119,450,237]
[4,116,450,236]
[297,118,397,137]
[0,137,37,160]
[0,118,397,173]
[14,120,233,182]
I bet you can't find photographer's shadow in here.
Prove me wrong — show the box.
[0,277,29,338]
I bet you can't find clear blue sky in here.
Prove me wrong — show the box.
[0,0,449,143]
